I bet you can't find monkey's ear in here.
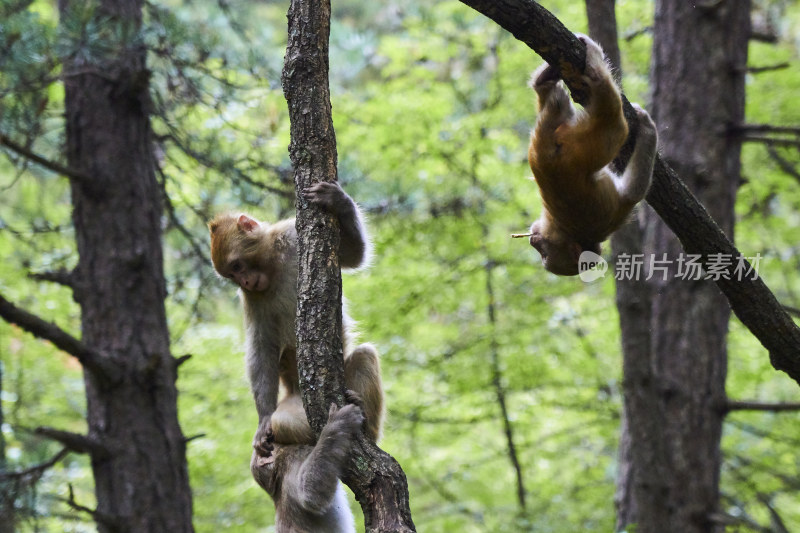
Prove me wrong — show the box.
[237,215,260,233]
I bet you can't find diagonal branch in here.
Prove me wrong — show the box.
[0,291,122,383]
[0,447,69,481]
[0,132,89,182]
[34,427,111,459]
[458,0,800,386]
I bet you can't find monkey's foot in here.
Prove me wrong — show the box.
[254,424,275,458]
[344,389,365,410]
[327,403,365,438]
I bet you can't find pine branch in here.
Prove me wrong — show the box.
[0,448,69,480]
[733,123,800,136]
[458,0,800,386]
[725,400,800,413]
[28,268,75,288]
[0,291,122,384]
[765,146,800,185]
[0,132,89,182]
[58,483,125,528]
[34,427,111,459]
[745,63,790,74]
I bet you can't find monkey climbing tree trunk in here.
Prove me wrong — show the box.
[57,0,194,530]
[281,0,415,531]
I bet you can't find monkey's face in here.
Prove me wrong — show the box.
[209,214,272,292]
[529,221,580,276]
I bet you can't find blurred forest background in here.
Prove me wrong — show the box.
[2,0,800,531]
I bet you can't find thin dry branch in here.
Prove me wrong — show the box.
[0,132,89,182]
[458,0,800,385]
[746,63,790,74]
[0,292,122,383]
[0,448,69,481]
[725,400,800,413]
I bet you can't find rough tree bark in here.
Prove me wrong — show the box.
[612,3,749,531]
[58,0,194,530]
[281,0,415,531]
[456,0,800,383]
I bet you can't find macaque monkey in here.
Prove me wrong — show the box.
[251,397,364,533]
[208,181,384,452]
[522,34,658,276]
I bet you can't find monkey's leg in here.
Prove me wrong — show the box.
[270,394,315,445]
[615,104,658,203]
[344,343,384,442]
[284,403,364,515]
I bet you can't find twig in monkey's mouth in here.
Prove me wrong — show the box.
[511,233,533,238]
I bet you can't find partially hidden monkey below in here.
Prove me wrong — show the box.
[250,396,365,533]
[522,34,658,276]
[208,181,384,453]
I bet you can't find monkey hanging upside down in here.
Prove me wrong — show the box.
[521,34,658,276]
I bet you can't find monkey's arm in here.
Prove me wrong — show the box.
[243,323,282,450]
[283,403,363,515]
[615,105,658,204]
[303,182,368,268]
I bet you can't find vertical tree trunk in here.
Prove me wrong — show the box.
[282,1,415,531]
[582,2,661,527]
[615,2,750,532]
[59,0,194,530]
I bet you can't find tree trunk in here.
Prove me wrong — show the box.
[282,1,415,531]
[59,0,194,530]
[581,2,661,527]
[615,1,750,532]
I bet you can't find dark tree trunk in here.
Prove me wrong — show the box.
[282,1,415,531]
[615,1,750,532]
[58,0,194,530]
[582,2,660,527]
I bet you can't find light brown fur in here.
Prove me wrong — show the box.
[527,34,658,276]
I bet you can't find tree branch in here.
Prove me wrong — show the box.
[58,483,125,529]
[34,427,111,459]
[0,132,89,182]
[744,63,790,74]
[766,146,800,186]
[724,400,800,413]
[0,447,69,481]
[0,291,122,384]
[458,0,800,385]
[28,268,75,288]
